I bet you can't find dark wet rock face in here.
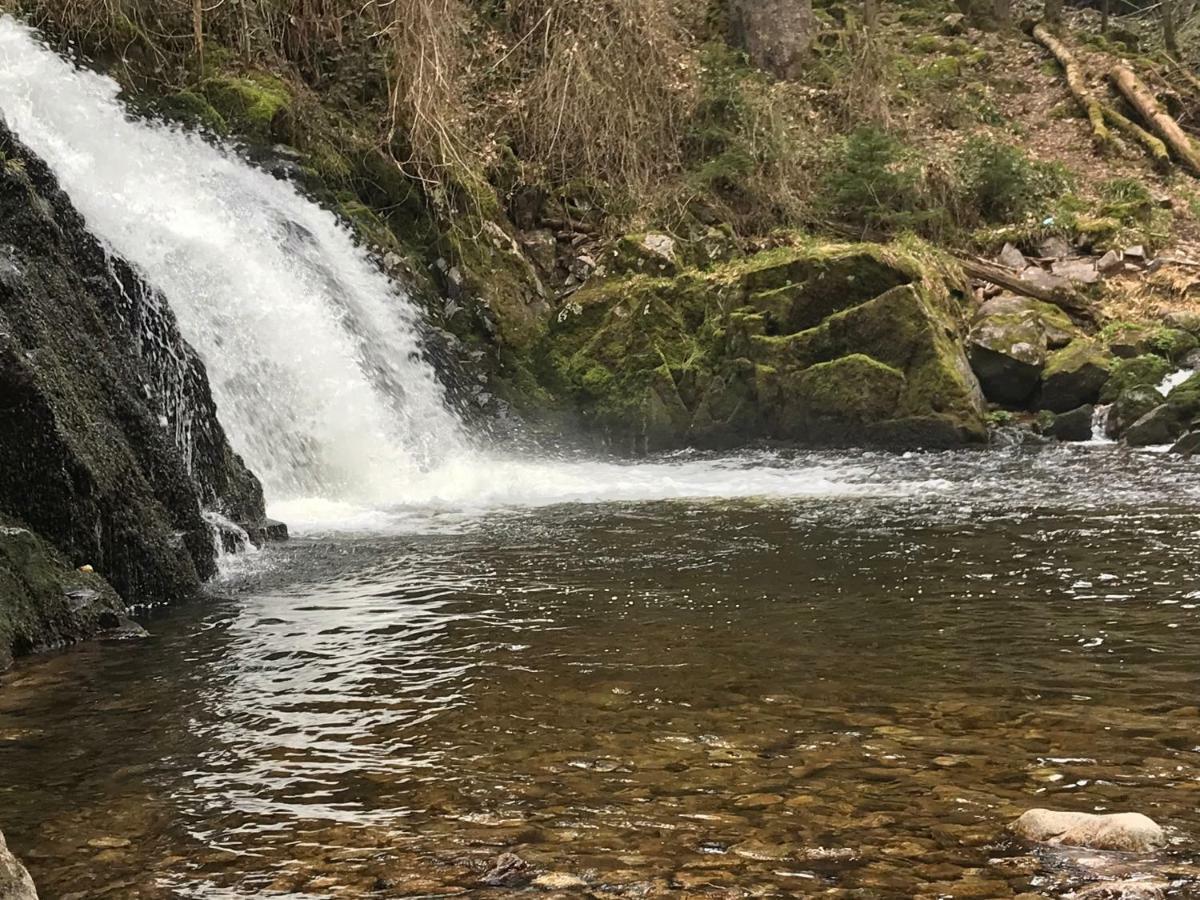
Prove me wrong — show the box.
[0,827,37,899]
[0,118,265,662]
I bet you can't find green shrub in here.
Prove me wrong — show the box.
[955,137,1072,224]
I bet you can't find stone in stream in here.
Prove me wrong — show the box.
[1038,340,1114,413]
[480,852,532,888]
[1107,385,1166,439]
[1170,430,1200,457]
[0,829,37,900]
[1010,809,1166,852]
[1045,404,1095,442]
[1124,405,1183,447]
[966,309,1047,405]
[1072,879,1168,899]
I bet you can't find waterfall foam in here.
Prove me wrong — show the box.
[0,17,960,530]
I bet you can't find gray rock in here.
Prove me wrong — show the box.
[1171,430,1200,457]
[1020,266,1072,294]
[1046,405,1094,442]
[481,852,531,888]
[1039,340,1114,413]
[1073,880,1167,900]
[1010,809,1166,853]
[1125,244,1147,260]
[1051,257,1100,285]
[941,11,967,33]
[1124,404,1183,447]
[1038,236,1073,259]
[967,312,1046,405]
[0,830,37,900]
[997,242,1026,270]
[1107,384,1166,438]
[1097,249,1123,273]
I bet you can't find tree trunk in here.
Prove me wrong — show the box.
[993,0,1011,25]
[1110,62,1200,174]
[728,0,816,79]
[192,0,204,65]
[1163,0,1179,58]
[1101,0,1109,34]
[1044,0,1063,24]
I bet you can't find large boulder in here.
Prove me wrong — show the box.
[1010,809,1166,853]
[1124,372,1200,447]
[1100,354,1171,403]
[0,118,266,660]
[967,310,1046,405]
[1045,405,1094,442]
[966,295,1079,407]
[1038,339,1114,412]
[546,242,986,451]
[1107,384,1165,439]
[0,829,36,899]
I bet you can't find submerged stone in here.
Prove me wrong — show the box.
[0,829,36,900]
[1010,809,1166,853]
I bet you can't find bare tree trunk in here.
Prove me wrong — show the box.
[1044,0,1063,24]
[993,0,1011,25]
[1163,0,1179,58]
[1101,0,1110,34]
[729,0,816,79]
[192,0,204,66]
[1110,62,1200,174]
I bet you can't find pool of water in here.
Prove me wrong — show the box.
[2,447,1200,898]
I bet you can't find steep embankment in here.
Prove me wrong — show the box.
[0,117,269,665]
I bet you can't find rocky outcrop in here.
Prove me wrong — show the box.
[1124,372,1200,447]
[0,118,266,662]
[546,242,986,451]
[1010,809,1166,853]
[966,295,1079,407]
[0,829,37,899]
[1038,339,1114,412]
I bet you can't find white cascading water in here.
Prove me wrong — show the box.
[0,17,952,531]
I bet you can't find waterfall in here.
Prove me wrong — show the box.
[0,16,467,506]
[0,16,951,530]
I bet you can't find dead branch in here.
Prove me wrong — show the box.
[1110,62,1200,175]
[957,256,1095,321]
[1033,24,1112,151]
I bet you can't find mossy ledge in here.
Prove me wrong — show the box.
[537,239,987,452]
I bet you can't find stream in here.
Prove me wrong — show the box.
[3,446,1200,898]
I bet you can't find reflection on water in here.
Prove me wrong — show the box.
[3,448,1200,898]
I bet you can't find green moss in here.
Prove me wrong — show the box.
[1100,354,1172,403]
[201,72,292,143]
[791,354,906,424]
[152,90,228,133]
[911,34,944,53]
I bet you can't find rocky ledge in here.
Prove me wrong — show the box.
[543,239,986,451]
[0,117,274,666]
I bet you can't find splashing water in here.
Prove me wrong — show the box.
[0,16,466,503]
[0,17,979,531]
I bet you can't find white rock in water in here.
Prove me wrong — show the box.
[1010,809,1166,852]
[0,830,38,900]
[532,872,588,889]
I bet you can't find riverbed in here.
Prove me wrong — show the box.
[2,446,1200,898]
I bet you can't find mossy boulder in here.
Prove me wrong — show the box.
[1099,354,1171,403]
[201,72,292,144]
[1106,384,1165,439]
[544,240,986,450]
[1122,373,1200,446]
[1037,339,1114,413]
[966,295,1080,407]
[0,519,126,670]
[151,90,228,133]
[1103,322,1200,363]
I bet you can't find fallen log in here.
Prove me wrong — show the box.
[957,255,1095,321]
[1110,62,1200,175]
[1033,25,1112,151]
[1100,101,1171,169]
